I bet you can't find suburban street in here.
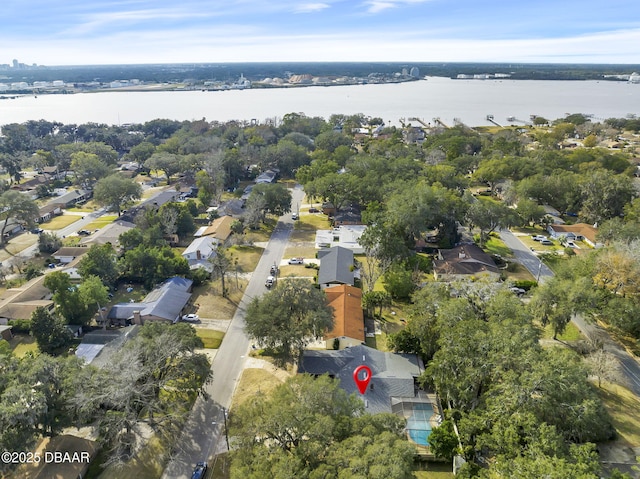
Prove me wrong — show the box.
[500,229,640,398]
[162,185,305,479]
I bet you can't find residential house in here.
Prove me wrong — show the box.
[52,189,92,208]
[547,223,603,248]
[255,169,278,184]
[80,219,136,247]
[323,284,365,349]
[75,325,140,366]
[52,246,89,264]
[332,205,363,227]
[322,202,336,216]
[107,277,193,325]
[37,203,62,223]
[0,219,24,238]
[315,225,367,254]
[182,236,217,271]
[42,165,63,179]
[433,244,500,281]
[194,215,234,244]
[120,188,179,222]
[10,174,50,198]
[0,275,54,322]
[317,246,355,289]
[299,345,438,452]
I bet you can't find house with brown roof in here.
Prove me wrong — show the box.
[433,244,500,282]
[0,275,54,321]
[547,223,603,248]
[37,203,62,223]
[324,284,365,349]
[194,215,234,244]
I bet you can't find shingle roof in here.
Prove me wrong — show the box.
[299,345,423,414]
[433,244,499,277]
[108,277,192,322]
[324,285,365,342]
[200,215,234,241]
[318,246,354,286]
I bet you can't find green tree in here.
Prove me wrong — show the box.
[0,190,39,246]
[119,245,189,289]
[30,306,73,354]
[428,419,460,461]
[230,374,415,479]
[244,279,334,366]
[93,174,142,216]
[70,151,110,188]
[77,243,119,286]
[78,276,110,325]
[43,271,91,325]
[37,232,62,254]
[144,152,182,184]
[249,183,292,217]
[465,200,519,245]
[195,170,215,206]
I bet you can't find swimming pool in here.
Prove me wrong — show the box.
[406,403,434,446]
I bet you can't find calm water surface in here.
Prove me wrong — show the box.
[1,76,638,127]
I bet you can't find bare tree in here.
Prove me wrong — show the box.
[585,349,621,388]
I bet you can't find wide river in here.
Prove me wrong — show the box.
[1,76,639,127]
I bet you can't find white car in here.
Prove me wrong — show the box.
[532,235,547,241]
[292,213,299,220]
[288,257,304,265]
[265,276,275,288]
[181,314,200,323]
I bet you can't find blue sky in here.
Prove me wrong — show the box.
[2,0,640,65]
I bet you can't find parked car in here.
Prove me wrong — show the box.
[308,207,319,213]
[265,276,275,288]
[77,229,91,236]
[181,314,200,323]
[510,287,526,296]
[270,264,279,275]
[288,257,304,265]
[191,462,208,479]
[291,212,299,220]
[31,228,43,234]
[540,239,553,246]
[567,241,577,248]
[532,235,547,241]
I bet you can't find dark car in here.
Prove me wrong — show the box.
[191,461,208,479]
[308,207,319,213]
[31,228,44,234]
[270,264,279,275]
[77,229,91,236]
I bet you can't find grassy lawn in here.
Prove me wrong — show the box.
[503,262,536,282]
[414,462,455,479]
[228,245,263,273]
[537,321,584,341]
[483,235,511,257]
[0,233,38,261]
[42,214,83,230]
[9,334,39,357]
[283,244,318,259]
[195,328,225,349]
[191,279,248,320]
[596,381,640,446]
[84,215,118,230]
[277,264,316,278]
[231,367,286,410]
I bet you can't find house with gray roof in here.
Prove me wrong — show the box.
[80,219,135,247]
[75,325,140,366]
[299,345,425,414]
[107,277,193,325]
[317,246,355,289]
[299,345,440,454]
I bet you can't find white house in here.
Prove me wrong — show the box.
[315,225,367,254]
[182,236,218,271]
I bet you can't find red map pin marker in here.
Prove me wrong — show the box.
[353,365,372,395]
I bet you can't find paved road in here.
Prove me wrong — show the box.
[162,185,305,479]
[500,229,640,397]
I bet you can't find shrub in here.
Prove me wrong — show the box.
[8,318,31,333]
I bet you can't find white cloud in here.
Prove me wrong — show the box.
[363,0,430,14]
[294,3,331,13]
